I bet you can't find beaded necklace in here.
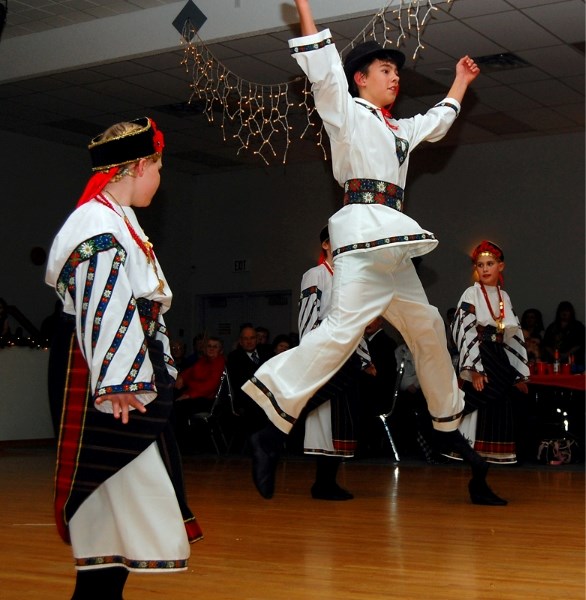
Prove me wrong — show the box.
[479,282,505,333]
[96,192,165,293]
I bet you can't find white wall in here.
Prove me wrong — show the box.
[185,131,585,336]
[403,133,585,322]
[1,129,583,348]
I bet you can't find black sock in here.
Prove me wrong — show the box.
[258,421,287,450]
[434,429,488,480]
[71,567,129,600]
[314,456,342,488]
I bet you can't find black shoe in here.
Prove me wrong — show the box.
[434,429,489,479]
[250,428,282,499]
[311,483,354,501]
[468,478,508,506]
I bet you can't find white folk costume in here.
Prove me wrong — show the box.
[452,282,529,463]
[300,260,366,457]
[243,29,465,434]
[46,118,202,574]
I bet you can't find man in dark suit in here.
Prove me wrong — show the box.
[227,325,272,435]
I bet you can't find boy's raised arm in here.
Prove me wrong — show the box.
[294,0,318,36]
[446,55,480,103]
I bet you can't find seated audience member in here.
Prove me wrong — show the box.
[174,337,226,447]
[256,326,270,345]
[256,326,272,355]
[520,308,545,362]
[271,334,292,355]
[170,339,189,373]
[176,337,225,404]
[543,301,585,368]
[227,325,272,434]
[184,333,206,370]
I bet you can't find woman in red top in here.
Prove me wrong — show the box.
[176,337,225,401]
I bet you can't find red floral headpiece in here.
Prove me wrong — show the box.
[471,240,504,263]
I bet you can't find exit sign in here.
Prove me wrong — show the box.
[234,259,248,272]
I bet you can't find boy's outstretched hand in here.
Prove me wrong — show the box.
[456,55,480,85]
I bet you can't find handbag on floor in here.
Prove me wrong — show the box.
[537,438,576,465]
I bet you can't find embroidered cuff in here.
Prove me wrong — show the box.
[435,97,461,116]
[289,28,333,54]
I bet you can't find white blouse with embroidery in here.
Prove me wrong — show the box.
[451,283,529,382]
[45,198,177,411]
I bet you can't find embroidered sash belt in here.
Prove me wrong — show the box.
[476,325,503,344]
[137,298,161,338]
[343,179,404,212]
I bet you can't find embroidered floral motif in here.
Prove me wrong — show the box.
[393,135,409,165]
[137,298,162,339]
[57,234,125,300]
[343,178,404,211]
[95,298,138,390]
[96,380,155,397]
[75,555,188,570]
[290,37,332,55]
[91,252,124,353]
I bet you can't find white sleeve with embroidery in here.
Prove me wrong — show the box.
[72,244,158,412]
[502,292,530,381]
[452,287,484,382]
[298,267,323,339]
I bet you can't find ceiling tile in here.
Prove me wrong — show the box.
[508,106,577,130]
[219,33,286,55]
[511,78,584,106]
[517,45,585,77]
[92,61,153,78]
[440,0,512,18]
[0,0,583,174]
[464,11,559,50]
[473,84,542,111]
[522,0,586,43]
[421,20,504,59]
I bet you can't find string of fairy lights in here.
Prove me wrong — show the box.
[181,0,455,166]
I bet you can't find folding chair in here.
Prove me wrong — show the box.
[187,368,232,455]
[377,357,405,462]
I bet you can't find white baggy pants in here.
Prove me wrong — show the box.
[242,245,464,433]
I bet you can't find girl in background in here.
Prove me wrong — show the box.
[452,241,530,483]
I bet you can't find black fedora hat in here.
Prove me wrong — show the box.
[343,41,405,89]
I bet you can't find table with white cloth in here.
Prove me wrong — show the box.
[0,347,55,441]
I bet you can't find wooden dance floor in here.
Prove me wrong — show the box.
[1,443,584,600]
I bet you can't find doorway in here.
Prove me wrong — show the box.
[195,290,294,351]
